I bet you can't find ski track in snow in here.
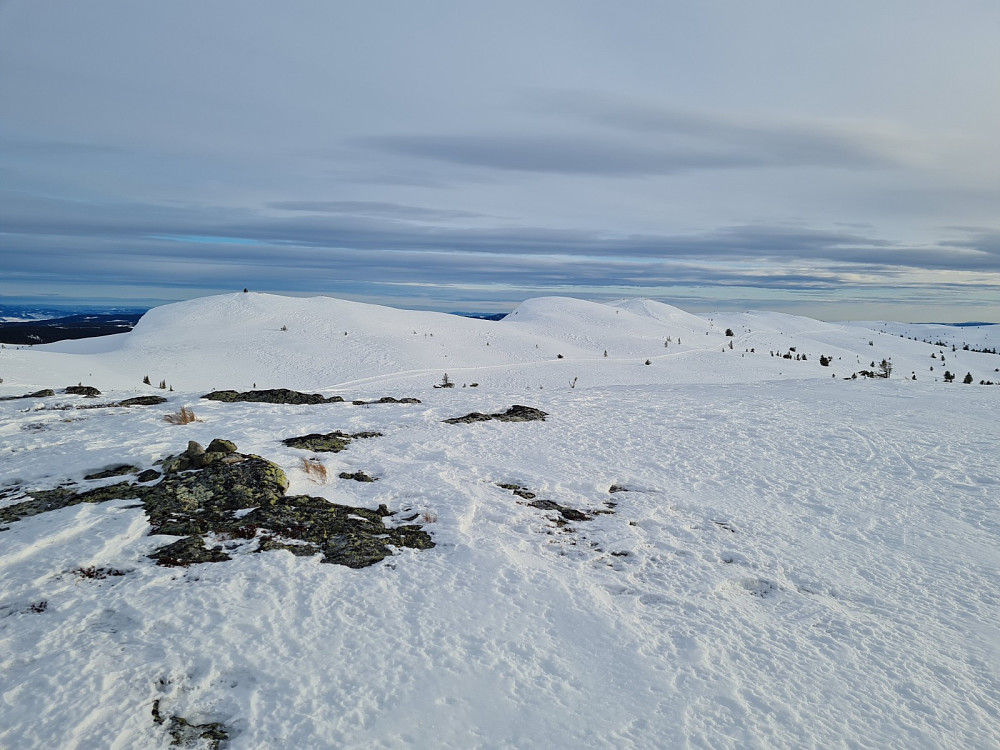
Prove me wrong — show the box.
[1,293,998,749]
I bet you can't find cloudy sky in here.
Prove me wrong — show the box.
[2,1,999,320]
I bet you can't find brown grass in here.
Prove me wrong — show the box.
[301,457,328,482]
[163,406,199,425]
[421,511,438,524]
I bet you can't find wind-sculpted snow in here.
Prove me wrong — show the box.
[0,293,998,748]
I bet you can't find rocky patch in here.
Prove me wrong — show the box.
[38,395,169,410]
[351,396,421,405]
[339,471,377,482]
[84,464,140,481]
[152,699,229,750]
[64,385,101,397]
[443,404,548,424]
[117,395,169,407]
[202,388,343,404]
[282,430,382,453]
[496,482,536,500]
[0,439,433,570]
[0,388,55,401]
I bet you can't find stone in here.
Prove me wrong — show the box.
[3,441,432,570]
[282,430,382,453]
[201,388,339,404]
[64,385,101,397]
[206,438,237,454]
[83,464,140,480]
[338,471,377,482]
[443,404,548,424]
[118,395,168,406]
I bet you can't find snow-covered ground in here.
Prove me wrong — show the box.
[1,293,998,749]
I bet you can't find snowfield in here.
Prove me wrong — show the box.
[1,293,998,749]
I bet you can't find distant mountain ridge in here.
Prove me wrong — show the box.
[0,309,147,345]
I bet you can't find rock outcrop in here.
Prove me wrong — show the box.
[443,404,548,424]
[1,439,433,569]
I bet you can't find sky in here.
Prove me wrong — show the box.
[2,1,999,321]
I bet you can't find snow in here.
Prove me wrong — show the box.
[1,293,998,749]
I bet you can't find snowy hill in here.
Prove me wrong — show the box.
[7,292,1000,393]
[1,294,998,749]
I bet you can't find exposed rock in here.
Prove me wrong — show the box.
[207,438,237,454]
[528,498,591,522]
[84,464,140,480]
[118,395,168,406]
[64,385,101,397]
[609,484,629,493]
[0,389,55,401]
[162,438,243,473]
[152,699,229,749]
[443,404,548,424]
[282,430,382,453]
[202,388,343,404]
[0,481,144,525]
[339,471,377,482]
[352,396,422,405]
[136,469,161,483]
[2,440,433,569]
[73,566,128,579]
[148,536,232,566]
[497,482,536,500]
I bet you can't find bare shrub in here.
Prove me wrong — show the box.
[421,511,438,524]
[163,406,199,425]
[301,457,328,482]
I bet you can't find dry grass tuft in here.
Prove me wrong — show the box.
[163,406,199,425]
[421,511,438,524]
[301,457,328,483]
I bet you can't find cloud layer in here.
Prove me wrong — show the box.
[1,2,999,320]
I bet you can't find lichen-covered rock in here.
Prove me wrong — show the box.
[145,454,290,537]
[282,430,382,453]
[84,464,140,480]
[202,388,343,404]
[64,385,101,397]
[136,469,161,483]
[443,404,548,424]
[207,438,237,454]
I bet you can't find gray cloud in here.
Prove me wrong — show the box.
[356,133,768,177]
[354,95,902,178]
[524,90,905,168]
[4,190,1000,276]
[266,201,490,222]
